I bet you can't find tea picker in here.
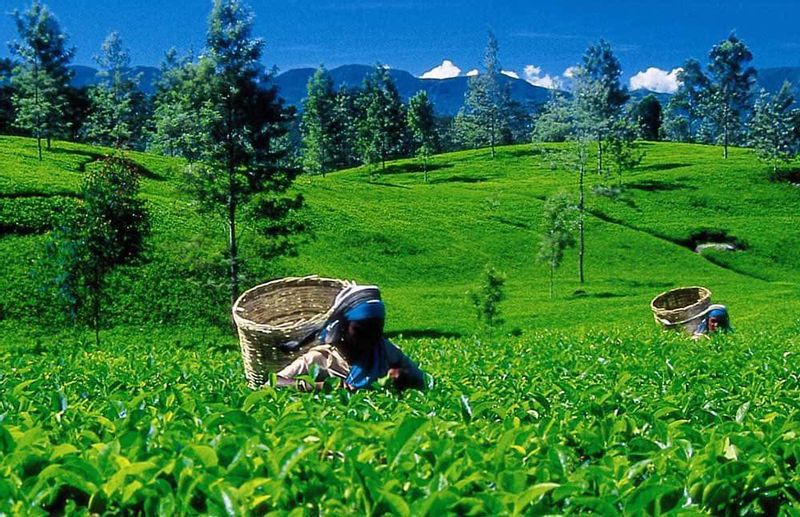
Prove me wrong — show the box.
[651,286,732,338]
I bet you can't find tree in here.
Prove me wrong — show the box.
[457,31,511,157]
[407,90,439,182]
[330,88,360,169]
[44,155,149,346]
[356,64,408,175]
[150,49,212,161]
[606,112,644,189]
[537,192,577,299]
[9,0,74,157]
[749,82,798,175]
[0,58,16,134]
[634,94,662,141]
[83,32,140,149]
[469,266,506,328]
[572,39,630,176]
[531,92,572,143]
[301,65,336,176]
[705,33,757,159]
[663,59,709,142]
[185,0,304,306]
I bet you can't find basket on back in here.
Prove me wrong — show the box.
[232,275,350,389]
[651,286,711,334]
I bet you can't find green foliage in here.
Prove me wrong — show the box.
[407,90,438,182]
[704,32,757,158]
[532,93,572,143]
[749,82,798,174]
[633,94,662,141]
[82,32,146,150]
[0,195,78,234]
[41,155,149,343]
[9,0,74,158]
[3,327,800,513]
[301,65,336,176]
[469,266,506,328]
[177,0,303,305]
[457,31,511,157]
[663,59,710,143]
[606,114,645,189]
[537,192,577,298]
[356,65,408,175]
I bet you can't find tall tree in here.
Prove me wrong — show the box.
[356,64,408,174]
[407,90,439,182]
[572,39,629,176]
[663,59,709,142]
[330,88,360,169]
[150,49,213,161]
[186,0,304,305]
[537,192,577,299]
[0,58,16,134]
[301,65,336,176]
[9,0,74,157]
[749,82,798,175]
[704,33,757,159]
[83,32,140,149]
[457,31,510,157]
[634,94,662,141]
[532,92,572,143]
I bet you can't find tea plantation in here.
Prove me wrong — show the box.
[1,136,800,514]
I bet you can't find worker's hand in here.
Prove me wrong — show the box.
[388,367,409,389]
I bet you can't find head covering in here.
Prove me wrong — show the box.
[319,284,390,389]
[695,304,731,334]
[320,284,385,344]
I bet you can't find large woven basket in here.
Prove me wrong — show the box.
[651,286,711,333]
[232,275,351,388]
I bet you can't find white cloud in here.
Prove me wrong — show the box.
[465,69,479,77]
[501,69,520,79]
[629,67,683,93]
[523,64,561,90]
[563,66,579,78]
[420,59,461,79]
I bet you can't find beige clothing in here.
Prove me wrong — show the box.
[277,345,351,380]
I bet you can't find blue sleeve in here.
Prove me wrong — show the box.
[383,339,426,390]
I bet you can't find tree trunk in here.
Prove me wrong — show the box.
[723,115,729,159]
[227,177,239,308]
[93,268,101,347]
[578,150,585,285]
[596,133,603,176]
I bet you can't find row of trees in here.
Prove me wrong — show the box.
[299,32,531,179]
[662,33,800,169]
[5,0,797,177]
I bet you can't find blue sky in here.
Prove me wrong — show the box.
[1,0,798,91]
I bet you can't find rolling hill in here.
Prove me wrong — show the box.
[0,136,798,340]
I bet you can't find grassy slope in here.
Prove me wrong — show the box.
[0,136,799,341]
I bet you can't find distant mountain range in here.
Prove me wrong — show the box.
[66,64,800,116]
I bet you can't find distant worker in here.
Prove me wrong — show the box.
[693,304,732,338]
[276,285,426,391]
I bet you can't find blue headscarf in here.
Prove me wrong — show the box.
[696,306,731,334]
[319,286,390,389]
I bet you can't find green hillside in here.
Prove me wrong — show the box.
[3,137,800,513]
[1,136,798,341]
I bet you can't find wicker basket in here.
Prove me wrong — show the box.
[651,286,712,333]
[232,275,351,388]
